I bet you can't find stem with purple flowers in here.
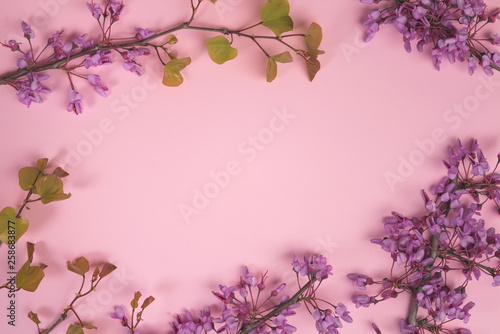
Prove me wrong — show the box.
[349,139,500,334]
[0,0,324,114]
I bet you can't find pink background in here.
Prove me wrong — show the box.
[1,0,500,333]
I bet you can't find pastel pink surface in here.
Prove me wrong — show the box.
[1,1,500,334]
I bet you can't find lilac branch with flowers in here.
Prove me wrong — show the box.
[154,254,352,334]
[0,0,324,114]
[349,139,500,334]
[360,0,500,75]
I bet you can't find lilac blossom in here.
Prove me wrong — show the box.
[87,74,108,97]
[84,50,112,68]
[87,2,103,19]
[1,40,21,52]
[67,90,83,115]
[350,139,500,333]
[16,73,51,107]
[110,306,128,326]
[134,28,155,40]
[361,0,500,74]
[21,21,35,39]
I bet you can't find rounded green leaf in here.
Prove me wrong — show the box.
[305,22,325,56]
[67,257,90,276]
[163,57,192,87]
[266,58,278,82]
[16,261,45,292]
[35,174,71,204]
[261,0,293,36]
[204,36,238,65]
[66,324,84,334]
[272,51,293,63]
[306,57,321,81]
[0,207,29,244]
[36,158,48,171]
[18,167,41,192]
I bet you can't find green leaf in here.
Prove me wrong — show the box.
[28,311,41,325]
[162,57,191,87]
[37,158,48,171]
[35,174,71,204]
[305,22,324,56]
[82,324,98,330]
[167,35,178,45]
[261,0,293,36]
[99,263,117,278]
[266,58,277,83]
[16,261,45,292]
[204,36,238,65]
[306,57,321,81]
[18,167,41,191]
[67,257,90,276]
[131,291,142,309]
[272,51,293,63]
[141,296,155,309]
[66,324,84,334]
[0,207,29,244]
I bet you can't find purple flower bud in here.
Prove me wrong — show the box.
[67,90,83,115]
[271,283,286,296]
[21,21,35,39]
[1,40,21,52]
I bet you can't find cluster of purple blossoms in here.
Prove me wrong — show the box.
[361,0,500,75]
[292,254,333,281]
[1,0,156,114]
[169,255,349,334]
[349,139,500,333]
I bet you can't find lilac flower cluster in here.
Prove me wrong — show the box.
[1,0,155,114]
[168,255,350,334]
[361,0,500,75]
[349,139,500,333]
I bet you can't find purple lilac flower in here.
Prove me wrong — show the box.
[87,74,108,97]
[335,303,353,323]
[110,306,128,326]
[87,2,103,19]
[213,284,237,304]
[17,51,34,69]
[134,28,155,40]
[122,47,151,76]
[312,309,341,334]
[16,73,51,107]
[347,273,373,290]
[292,254,332,280]
[67,90,83,115]
[492,275,500,287]
[84,50,112,68]
[73,34,95,49]
[1,40,21,52]
[21,21,35,39]
[212,305,238,332]
[352,294,372,308]
[110,0,125,21]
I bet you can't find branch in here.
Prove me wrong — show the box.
[238,277,317,334]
